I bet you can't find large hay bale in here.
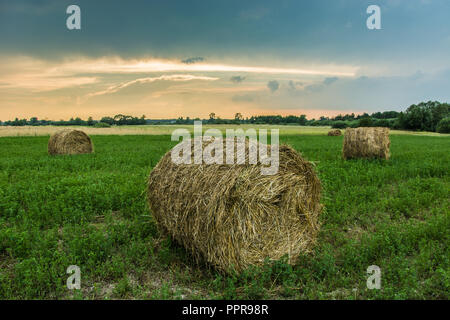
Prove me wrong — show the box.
[147,138,322,273]
[328,129,342,136]
[48,129,93,155]
[343,127,390,160]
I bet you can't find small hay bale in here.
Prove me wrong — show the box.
[342,127,390,160]
[48,129,93,155]
[328,129,342,136]
[147,138,322,273]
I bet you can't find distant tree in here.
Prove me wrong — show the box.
[358,117,373,127]
[332,121,348,129]
[234,113,243,124]
[29,117,39,126]
[87,117,94,126]
[431,102,450,131]
[100,117,114,125]
[373,119,390,128]
[436,117,450,133]
[298,114,307,125]
[399,101,448,131]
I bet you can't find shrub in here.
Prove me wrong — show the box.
[436,117,450,133]
[373,119,390,128]
[94,122,111,128]
[331,121,348,129]
[358,117,373,127]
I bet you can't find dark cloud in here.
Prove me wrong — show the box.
[230,76,246,83]
[267,80,279,93]
[181,57,205,64]
[303,77,339,92]
[323,77,338,85]
[288,80,303,90]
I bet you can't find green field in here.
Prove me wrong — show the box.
[0,132,449,299]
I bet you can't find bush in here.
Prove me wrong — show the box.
[358,117,373,127]
[373,119,390,128]
[436,117,450,133]
[94,122,111,128]
[331,121,348,129]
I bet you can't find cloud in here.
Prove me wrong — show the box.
[230,76,246,83]
[302,77,339,93]
[41,57,355,77]
[86,74,218,98]
[267,80,279,93]
[323,77,339,85]
[288,80,303,90]
[181,57,205,64]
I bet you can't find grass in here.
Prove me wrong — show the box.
[1,124,448,137]
[0,132,448,299]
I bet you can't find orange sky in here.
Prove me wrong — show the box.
[0,55,364,120]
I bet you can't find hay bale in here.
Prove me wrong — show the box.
[48,129,93,155]
[343,127,390,160]
[147,138,322,273]
[328,129,342,136]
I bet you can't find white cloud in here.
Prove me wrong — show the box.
[86,74,219,98]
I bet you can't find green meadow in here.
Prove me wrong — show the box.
[0,130,448,299]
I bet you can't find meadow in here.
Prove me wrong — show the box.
[0,126,448,299]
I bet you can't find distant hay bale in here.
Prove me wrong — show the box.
[48,129,93,155]
[343,127,390,160]
[147,138,322,273]
[328,129,342,136]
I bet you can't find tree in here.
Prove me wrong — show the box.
[332,121,348,129]
[436,117,450,133]
[298,114,307,125]
[358,117,373,127]
[29,117,39,126]
[208,112,216,124]
[100,117,114,125]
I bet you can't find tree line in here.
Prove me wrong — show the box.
[1,101,449,133]
[1,114,147,128]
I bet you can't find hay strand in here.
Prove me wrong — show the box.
[342,127,390,160]
[48,129,93,155]
[147,138,322,273]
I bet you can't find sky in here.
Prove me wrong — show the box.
[1,0,449,120]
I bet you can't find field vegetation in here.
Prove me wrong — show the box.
[0,127,448,299]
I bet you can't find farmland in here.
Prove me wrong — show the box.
[0,126,448,299]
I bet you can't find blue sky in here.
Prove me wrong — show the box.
[1,0,449,119]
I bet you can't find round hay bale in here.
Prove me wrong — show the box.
[343,127,390,160]
[147,138,322,273]
[48,129,93,155]
[328,129,342,136]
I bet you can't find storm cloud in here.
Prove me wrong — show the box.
[230,76,246,83]
[181,57,205,64]
[267,80,279,93]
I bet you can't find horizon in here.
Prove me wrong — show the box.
[1,109,389,123]
[1,1,450,120]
